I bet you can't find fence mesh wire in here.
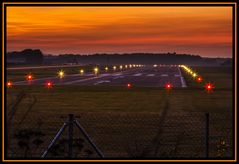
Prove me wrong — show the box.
[6,110,233,159]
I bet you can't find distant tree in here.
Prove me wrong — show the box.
[7,49,44,64]
[23,49,44,64]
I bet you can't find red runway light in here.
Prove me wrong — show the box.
[197,77,203,82]
[46,81,53,89]
[27,74,33,81]
[205,83,214,92]
[165,83,172,90]
[7,81,13,88]
[127,83,132,88]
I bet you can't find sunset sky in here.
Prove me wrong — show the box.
[7,6,232,57]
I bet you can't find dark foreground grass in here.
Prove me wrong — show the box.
[6,86,233,158]
[6,85,232,114]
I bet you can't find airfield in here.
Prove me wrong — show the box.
[6,64,233,159]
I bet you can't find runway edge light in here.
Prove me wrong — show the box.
[58,70,65,78]
[46,81,53,89]
[7,81,13,88]
[165,83,172,90]
[26,74,33,81]
[205,83,214,93]
[127,83,132,88]
[80,69,84,75]
[197,77,203,82]
[94,67,99,75]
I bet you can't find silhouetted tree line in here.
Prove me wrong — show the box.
[7,49,44,64]
[7,49,232,66]
[57,53,203,65]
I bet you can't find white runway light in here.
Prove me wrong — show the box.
[80,69,84,75]
[58,70,65,78]
[94,67,99,75]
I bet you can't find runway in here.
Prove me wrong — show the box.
[13,66,187,88]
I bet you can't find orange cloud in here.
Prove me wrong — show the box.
[7,6,232,57]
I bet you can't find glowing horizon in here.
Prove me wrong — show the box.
[7,6,233,57]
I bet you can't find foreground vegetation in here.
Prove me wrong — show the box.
[6,85,232,114]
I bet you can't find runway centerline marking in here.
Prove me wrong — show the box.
[63,74,109,84]
[112,73,122,76]
[133,73,142,76]
[63,69,137,85]
[94,80,111,85]
[161,74,168,77]
[113,76,125,79]
[147,74,155,77]
[85,73,94,76]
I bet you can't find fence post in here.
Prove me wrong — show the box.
[75,119,104,158]
[205,113,209,158]
[41,122,68,158]
[68,114,74,158]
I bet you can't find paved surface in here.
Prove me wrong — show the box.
[13,66,187,88]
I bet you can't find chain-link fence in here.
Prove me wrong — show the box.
[6,109,233,159]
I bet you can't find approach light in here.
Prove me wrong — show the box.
[113,66,117,70]
[129,64,132,68]
[125,65,128,68]
[105,67,109,71]
[7,81,13,88]
[193,73,197,77]
[153,64,157,67]
[58,70,65,78]
[120,65,123,69]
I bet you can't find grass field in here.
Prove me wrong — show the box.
[6,85,232,114]
[6,66,234,158]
